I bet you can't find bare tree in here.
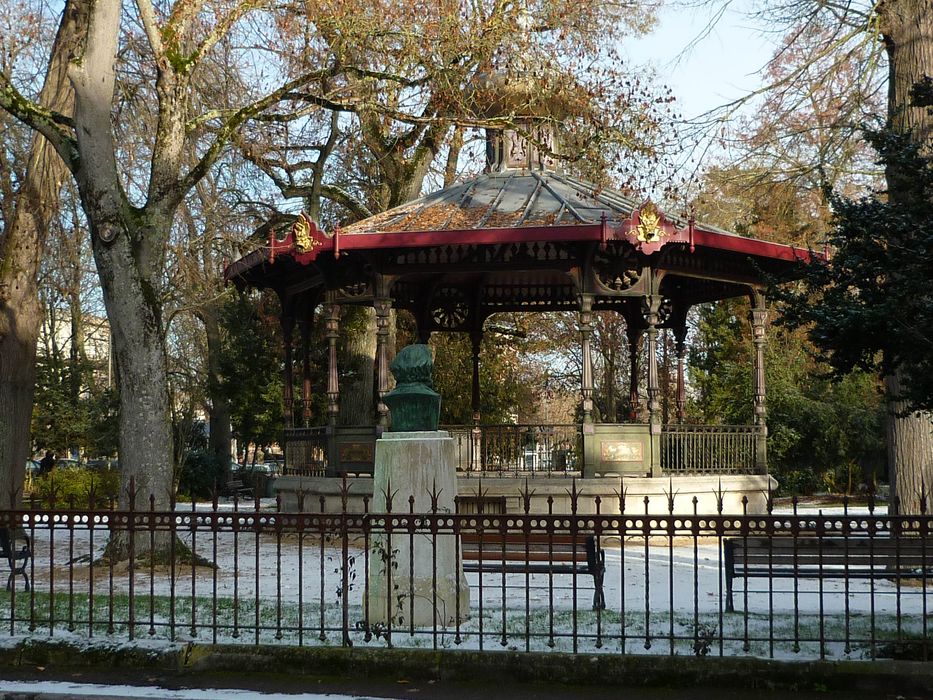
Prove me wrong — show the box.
[239,0,676,423]
[686,0,933,512]
[0,0,88,505]
[0,0,365,540]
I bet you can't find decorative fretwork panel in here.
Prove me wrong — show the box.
[390,241,576,269]
[430,286,471,330]
[593,244,642,293]
[481,283,578,312]
[338,281,370,299]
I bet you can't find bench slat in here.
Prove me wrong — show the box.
[460,533,595,544]
[463,562,584,574]
[732,553,932,565]
[731,538,928,549]
[458,532,606,610]
[461,551,587,564]
[723,536,933,612]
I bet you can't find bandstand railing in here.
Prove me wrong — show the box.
[281,423,764,478]
[660,424,760,475]
[282,426,329,476]
[443,423,583,478]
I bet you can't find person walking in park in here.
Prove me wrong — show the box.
[38,451,55,476]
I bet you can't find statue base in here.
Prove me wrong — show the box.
[366,430,470,628]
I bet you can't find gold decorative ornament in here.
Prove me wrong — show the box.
[635,202,663,243]
[291,212,320,254]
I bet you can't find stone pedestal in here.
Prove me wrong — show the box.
[366,430,470,628]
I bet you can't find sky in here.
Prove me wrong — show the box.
[624,1,778,120]
[448,2,781,190]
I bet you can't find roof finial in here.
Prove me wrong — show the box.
[470,3,562,174]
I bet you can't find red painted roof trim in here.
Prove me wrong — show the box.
[690,228,817,263]
[337,223,604,249]
[224,221,819,282]
[338,222,817,262]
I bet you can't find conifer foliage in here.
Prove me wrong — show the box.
[777,129,933,413]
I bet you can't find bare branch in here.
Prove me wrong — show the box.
[320,184,372,221]
[177,69,336,205]
[189,0,271,69]
[163,0,208,48]
[0,74,77,169]
[134,0,165,60]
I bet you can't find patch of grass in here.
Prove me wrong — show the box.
[0,590,927,660]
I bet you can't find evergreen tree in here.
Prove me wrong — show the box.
[776,129,933,502]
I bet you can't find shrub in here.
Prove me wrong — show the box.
[177,449,227,500]
[774,468,821,497]
[29,466,121,506]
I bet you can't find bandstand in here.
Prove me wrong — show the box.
[224,124,814,515]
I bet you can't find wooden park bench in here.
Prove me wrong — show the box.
[0,527,31,592]
[460,531,606,610]
[225,476,254,499]
[723,536,933,612]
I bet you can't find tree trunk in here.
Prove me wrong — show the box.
[880,0,933,155]
[89,221,176,560]
[90,224,174,511]
[68,281,85,421]
[879,0,933,514]
[0,0,86,505]
[885,372,933,512]
[203,307,232,479]
[444,127,464,187]
[67,0,175,519]
[339,306,377,425]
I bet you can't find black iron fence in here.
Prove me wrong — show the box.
[283,426,329,476]
[0,484,930,661]
[661,424,759,475]
[444,423,583,477]
[282,424,764,479]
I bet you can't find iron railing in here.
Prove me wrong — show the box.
[1,485,930,661]
[283,426,328,476]
[661,424,759,475]
[282,423,764,479]
[443,424,583,478]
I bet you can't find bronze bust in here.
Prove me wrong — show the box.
[383,344,441,431]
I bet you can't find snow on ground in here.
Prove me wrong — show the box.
[0,679,386,699]
[2,499,928,661]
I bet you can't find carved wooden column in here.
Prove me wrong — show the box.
[644,297,661,421]
[324,301,340,427]
[626,324,643,421]
[470,330,483,425]
[299,312,313,427]
[281,313,296,428]
[674,325,688,424]
[374,296,393,429]
[578,294,595,427]
[643,295,662,476]
[749,292,769,474]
